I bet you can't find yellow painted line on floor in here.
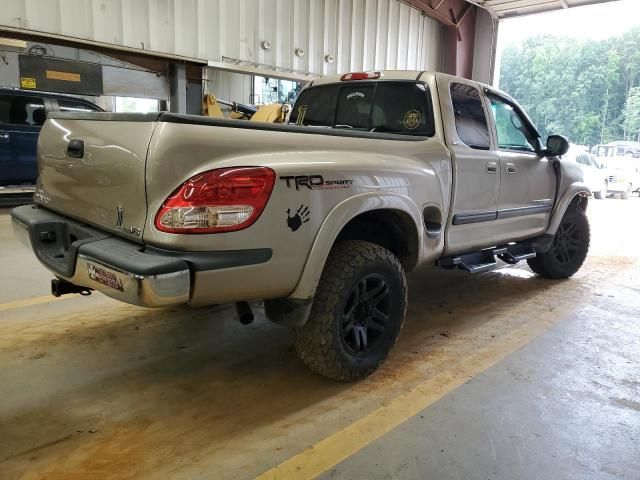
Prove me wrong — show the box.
[0,294,72,313]
[256,316,557,480]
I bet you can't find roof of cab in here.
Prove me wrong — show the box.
[311,70,436,86]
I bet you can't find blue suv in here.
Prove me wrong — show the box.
[0,88,102,186]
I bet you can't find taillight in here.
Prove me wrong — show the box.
[340,72,381,81]
[155,167,275,234]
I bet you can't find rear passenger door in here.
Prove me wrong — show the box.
[438,78,500,254]
[487,93,556,243]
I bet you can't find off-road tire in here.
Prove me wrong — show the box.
[294,240,407,381]
[527,206,590,279]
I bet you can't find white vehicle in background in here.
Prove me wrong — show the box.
[565,145,608,199]
[593,144,640,199]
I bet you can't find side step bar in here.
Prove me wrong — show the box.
[437,243,537,274]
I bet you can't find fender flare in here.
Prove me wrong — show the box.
[288,192,425,301]
[546,182,590,235]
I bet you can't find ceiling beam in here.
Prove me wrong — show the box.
[405,0,459,26]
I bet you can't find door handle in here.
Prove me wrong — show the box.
[0,133,9,143]
[505,162,516,174]
[486,161,498,174]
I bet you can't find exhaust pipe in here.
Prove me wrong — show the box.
[235,301,254,325]
[51,279,93,297]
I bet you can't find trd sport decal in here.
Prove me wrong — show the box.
[286,205,310,232]
[280,175,353,190]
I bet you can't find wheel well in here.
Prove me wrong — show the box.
[569,193,588,212]
[334,209,419,271]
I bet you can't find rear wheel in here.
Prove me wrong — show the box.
[294,240,407,381]
[527,206,590,279]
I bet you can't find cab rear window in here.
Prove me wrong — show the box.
[289,82,435,136]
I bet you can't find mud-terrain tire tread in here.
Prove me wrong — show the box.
[527,206,590,279]
[293,240,407,381]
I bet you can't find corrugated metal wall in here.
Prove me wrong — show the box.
[0,0,445,75]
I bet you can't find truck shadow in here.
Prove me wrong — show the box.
[0,264,572,476]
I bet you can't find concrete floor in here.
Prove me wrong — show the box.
[0,197,638,480]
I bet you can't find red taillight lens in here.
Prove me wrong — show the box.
[155,167,276,234]
[340,72,381,81]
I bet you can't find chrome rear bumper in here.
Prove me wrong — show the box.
[12,205,190,307]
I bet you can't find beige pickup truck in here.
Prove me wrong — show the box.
[12,71,591,381]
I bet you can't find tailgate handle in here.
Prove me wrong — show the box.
[67,139,84,159]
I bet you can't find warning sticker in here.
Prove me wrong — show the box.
[87,263,124,291]
[20,77,37,89]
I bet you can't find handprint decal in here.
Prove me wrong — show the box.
[286,205,310,232]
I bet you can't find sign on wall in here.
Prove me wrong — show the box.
[18,55,103,95]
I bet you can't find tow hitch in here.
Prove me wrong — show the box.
[51,279,93,297]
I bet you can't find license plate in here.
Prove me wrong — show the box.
[87,263,124,291]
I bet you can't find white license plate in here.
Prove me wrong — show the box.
[87,263,124,291]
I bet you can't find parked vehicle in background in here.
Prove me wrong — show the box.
[591,141,640,158]
[593,144,640,199]
[0,88,102,187]
[564,145,608,199]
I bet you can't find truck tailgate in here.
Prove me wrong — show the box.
[36,113,159,243]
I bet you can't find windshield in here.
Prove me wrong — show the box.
[595,146,614,158]
[289,82,436,136]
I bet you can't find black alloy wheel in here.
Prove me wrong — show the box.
[527,206,590,279]
[340,274,391,356]
[551,220,582,265]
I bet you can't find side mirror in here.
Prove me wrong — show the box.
[545,135,570,157]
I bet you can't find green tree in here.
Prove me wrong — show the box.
[498,29,640,147]
[623,87,640,141]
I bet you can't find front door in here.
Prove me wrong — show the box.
[438,78,501,255]
[487,94,556,243]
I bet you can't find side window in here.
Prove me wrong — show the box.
[489,96,535,152]
[58,99,100,113]
[0,95,45,126]
[450,83,491,150]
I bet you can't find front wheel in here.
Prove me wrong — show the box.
[527,206,590,279]
[593,181,607,199]
[294,240,407,381]
[621,185,631,200]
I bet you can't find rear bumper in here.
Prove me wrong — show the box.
[11,205,271,307]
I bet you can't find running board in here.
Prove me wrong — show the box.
[437,243,537,273]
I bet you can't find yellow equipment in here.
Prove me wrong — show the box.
[202,94,225,118]
[202,94,288,123]
[249,103,285,123]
